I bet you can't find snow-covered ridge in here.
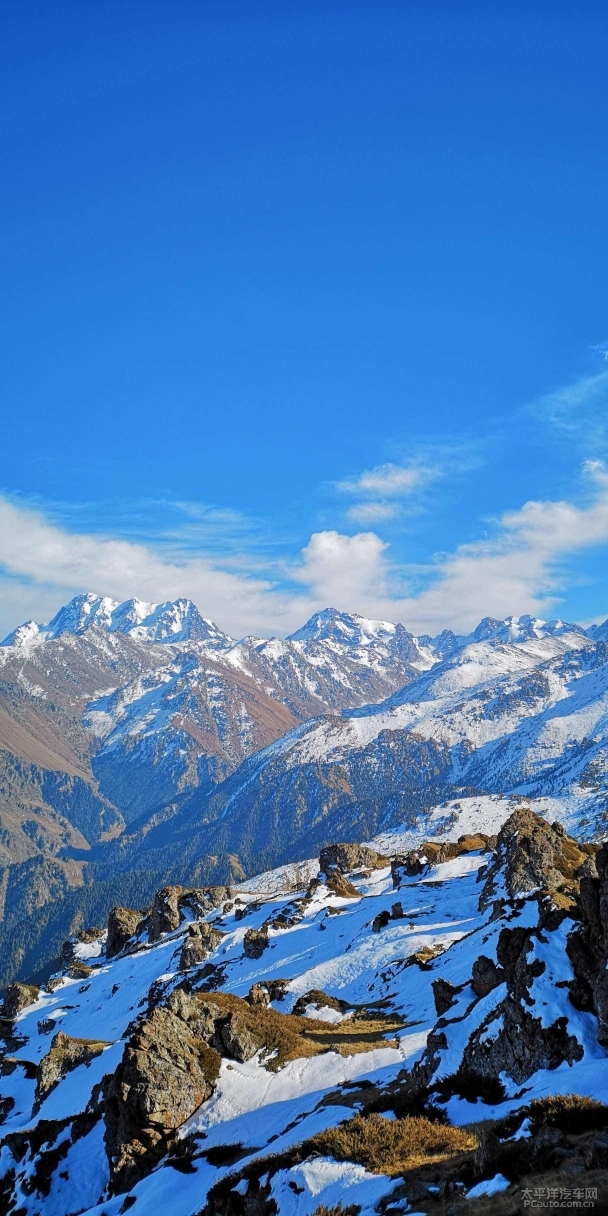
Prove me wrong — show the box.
[0,592,232,648]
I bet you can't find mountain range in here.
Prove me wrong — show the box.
[1,592,608,986]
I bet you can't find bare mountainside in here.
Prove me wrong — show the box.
[3,809,608,1215]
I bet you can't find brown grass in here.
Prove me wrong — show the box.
[193,993,403,1071]
[311,1206,360,1216]
[310,1113,477,1175]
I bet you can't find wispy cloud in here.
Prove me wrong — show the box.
[347,501,401,523]
[337,461,436,498]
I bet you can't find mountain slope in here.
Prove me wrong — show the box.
[2,808,608,1215]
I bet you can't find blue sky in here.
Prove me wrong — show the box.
[2,0,608,639]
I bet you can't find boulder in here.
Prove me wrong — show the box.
[246,980,289,1005]
[471,955,504,998]
[392,833,497,887]
[37,1031,109,1105]
[106,906,143,959]
[148,885,233,942]
[2,982,40,1020]
[432,978,459,1016]
[243,927,269,959]
[179,922,225,971]
[104,990,221,1192]
[319,843,387,874]
[325,870,360,899]
[479,807,593,910]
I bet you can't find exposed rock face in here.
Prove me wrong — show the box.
[457,924,584,1086]
[246,980,288,1005]
[319,843,386,874]
[243,927,269,959]
[324,870,360,899]
[471,954,504,998]
[106,906,143,959]
[1,982,39,1020]
[431,978,459,1016]
[179,922,225,971]
[479,808,593,910]
[147,885,232,942]
[36,1031,109,1105]
[392,833,496,886]
[567,843,608,1040]
[104,989,221,1192]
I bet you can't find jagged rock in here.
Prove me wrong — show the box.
[432,978,459,1016]
[324,870,360,899]
[246,980,289,1005]
[219,1011,264,1062]
[372,910,390,932]
[1,983,40,1020]
[104,990,221,1192]
[247,983,271,1006]
[67,962,94,981]
[146,885,233,942]
[456,925,584,1086]
[392,833,496,887]
[480,807,593,910]
[179,922,225,971]
[292,989,347,1017]
[243,927,269,958]
[106,907,143,959]
[471,955,504,998]
[319,842,387,874]
[567,841,608,1039]
[37,1031,109,1105]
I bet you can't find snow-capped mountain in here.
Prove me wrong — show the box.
[1,592,232,648]
[2,592,608,988]
[3,807,608,1216]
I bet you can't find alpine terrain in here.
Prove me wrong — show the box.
[2,808,608,1214]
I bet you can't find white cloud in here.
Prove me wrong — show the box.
[337,461,435,499]
[347,501,400,523]
[294,531,389,607]
[3,464,608,641]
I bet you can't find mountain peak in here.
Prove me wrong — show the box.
[287,607,398,646]
[0,593,232,648]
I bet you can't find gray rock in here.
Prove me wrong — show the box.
[37,1031,109,1105]
[319,842,386,874]
[243,927,268,959]
[471,955,504,998]
[2,982,40,1020]
[106,907,143,959]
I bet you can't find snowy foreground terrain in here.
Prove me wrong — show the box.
[2,806,608,1215]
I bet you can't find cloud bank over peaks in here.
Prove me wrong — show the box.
[2,463,608,640]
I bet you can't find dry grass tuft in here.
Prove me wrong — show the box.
[310,1206,360,1216]
[310,1112,477,1175]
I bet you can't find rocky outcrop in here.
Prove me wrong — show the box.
[36,1031,109,1105]
[106,906,144,958]
[319,843,387,874]
[471,954,504,998]
[479,807,594,910]
[1,982,39,1020]
[104,989,221,1192]
[567,842,608,1040]
[246,980,288,1005]
[392,832,496,886]
[179,922,225,970]
[456,924,584,1087]
[243,927,268,958]
[147,885,232,942]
